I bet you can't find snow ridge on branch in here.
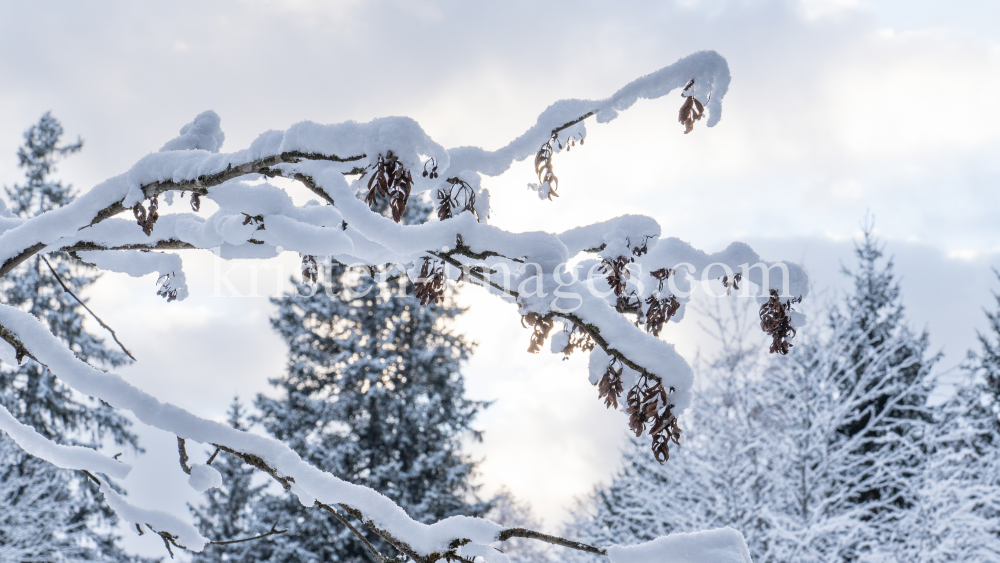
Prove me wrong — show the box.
[0,51,777,562]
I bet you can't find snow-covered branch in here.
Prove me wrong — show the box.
[0,51,786,561]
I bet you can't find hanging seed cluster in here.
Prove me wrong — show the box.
[413,257,446,305]
[422,158,439,179]
[156,273,179,302]
[597,357,681,463]
[598,359,625,409]
[678,79,706,134]
[759,289,802,355]
[133,195,160,236]
[436,178,479,222]
[599,238,651,315]
[557,323,597,358]
[521,312,555,354]
[364,151,413,223]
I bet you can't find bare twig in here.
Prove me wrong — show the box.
[177,437,192,475]
[208,521,288,546]
[499,528,606,555]
[41,255,136,361]
[81,469,102,486]
[206,446,221,465]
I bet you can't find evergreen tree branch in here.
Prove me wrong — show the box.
[40,255,136,361]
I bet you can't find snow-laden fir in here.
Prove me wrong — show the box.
[0,114,144,562]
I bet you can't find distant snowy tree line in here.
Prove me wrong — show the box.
[568,232,1000,562]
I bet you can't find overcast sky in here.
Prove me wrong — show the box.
[2,0,1000,557]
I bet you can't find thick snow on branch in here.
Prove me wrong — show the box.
[0,51,789,559]
[606,528,752,563]
[0,401,131,479]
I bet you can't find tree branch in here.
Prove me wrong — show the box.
[208,521,288,546]
[498,528,606,556]
[0,151,363,280]
[177,437,192,475]
[41,255,136,361]
[62,239,197,254]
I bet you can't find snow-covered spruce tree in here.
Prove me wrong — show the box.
[0,113,141,562]
[189,397,271,563]
[745,230,937,562]
[569,236,941,562]
[223,196,490,562]
[883,272,1000,562]
[967,269,1000,430]
[0,53,812,561]
[826,229,936,519]
[881,375,1000,563]
[0,434,90,562]
[566,299,775,561]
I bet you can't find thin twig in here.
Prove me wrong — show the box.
[41,255,136,361]
[499,528,606,555]
[177,437,192,475]
[206,446,221,465]
[81,469,102,486]
[209,521,288,546]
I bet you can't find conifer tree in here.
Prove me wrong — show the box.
[197,198,491,561]
[829,228,937,519]
[0,113,142,561]
[967,269,1000,431]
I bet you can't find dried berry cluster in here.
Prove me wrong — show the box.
[557,322,596,358]
[436,178,478,222]
[521,312,555,354]
[364,150,412,223]
[133,195,160,236]
[598,358,681,463]
[301,255,318,284]
[759,289,802,355]
[678,79,706,134]
[413,257,446,305]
